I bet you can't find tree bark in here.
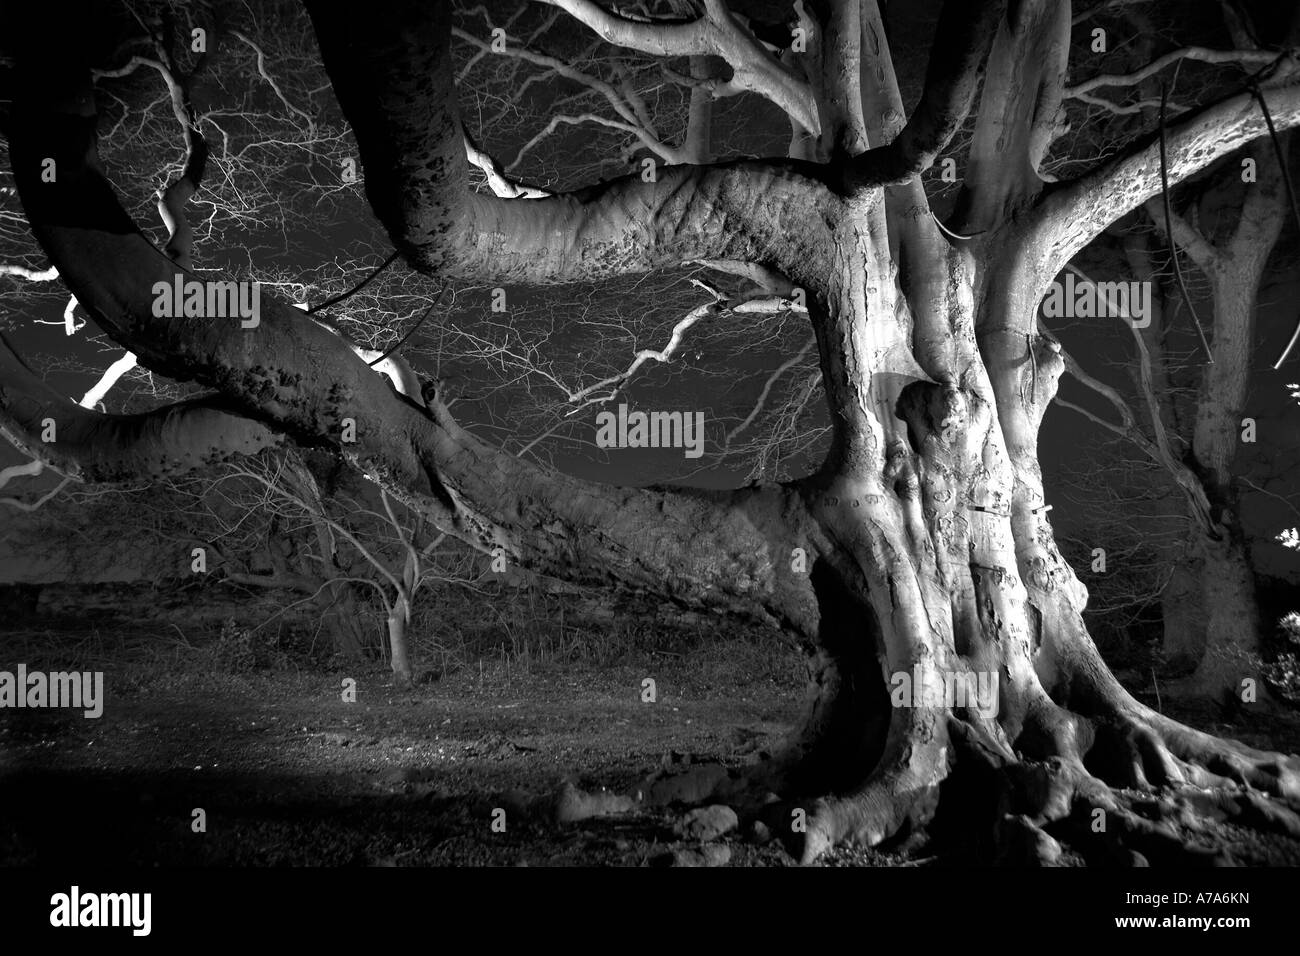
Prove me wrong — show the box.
[1176,156,1288,700]
[314,580,366,662]
[8,0,1300,865]
[387,593,413,688]
[1191,530,1261,700]
[1144,135,1288,698]
[1161,561,1203,666]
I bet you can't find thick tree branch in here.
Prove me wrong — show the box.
[952,0,1070,232]
[1143,195,1219,273]
[303,0,838,290]
[0,335,282,482]
[0,455,44,488]
[1037,76,1300,280]
[6,46,824,632]
[844,0,1006,189]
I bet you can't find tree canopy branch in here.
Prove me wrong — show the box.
[535,0,820,133]
[0,334,283,482]
[1036,75,1300,280]
[844,0,1006,189]
[1066,46,1279,98]
[5,42,823,629]
[303,0,838,289]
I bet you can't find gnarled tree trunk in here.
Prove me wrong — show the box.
[5,0,1300,863]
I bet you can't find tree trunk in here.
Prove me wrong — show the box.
[1159,134,1287,699]
[1161,560,1203,666]
[278,454,371,662]
[1188,521,1261,702]
[387,593,413,687]
[1173,252,1278,700]
[318,580,367,661]
[751,185,1300,861]
[11,0,1300,866]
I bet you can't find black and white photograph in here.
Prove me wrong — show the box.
[0,0,1297,936]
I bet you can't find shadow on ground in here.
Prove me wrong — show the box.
[3,622,1300,866]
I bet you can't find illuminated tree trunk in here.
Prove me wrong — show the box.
[387,593,413,688]
[7,0,1300,864]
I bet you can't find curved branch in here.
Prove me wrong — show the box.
[0,335,282,482]
[230,30,316,134]
[463,128,551,199]
[563,294,720,410]
[1142,196,1219,273]
[534,0,706,55]
[844,0,1006,189]
[1067,91,1173,116]
[452,24,675,160]
[1066,46,1278,98]
[535,0,819,133]
[1037,76,1300,279]
[0,263,59,281]
[1046,265,1215,532]
[727,335,816,445]
[135,26,214,270]
[78,351,138,409]
[506,110,680,169]
[0,456,45,493]
[0,474,72,512]
[6,49,825,631]
[304,0,838,289]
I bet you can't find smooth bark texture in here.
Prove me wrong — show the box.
[0,335,282,482]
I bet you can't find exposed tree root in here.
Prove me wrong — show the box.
[794,708,950,865]
[482,677,1300,867]
[715,686,1300,865]
[1050,636,1300,800]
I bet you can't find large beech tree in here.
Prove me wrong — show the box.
[4,0,1300,862]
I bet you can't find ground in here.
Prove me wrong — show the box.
[2,588,1299,866]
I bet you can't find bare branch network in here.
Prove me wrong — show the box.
[3,0,1300,863]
